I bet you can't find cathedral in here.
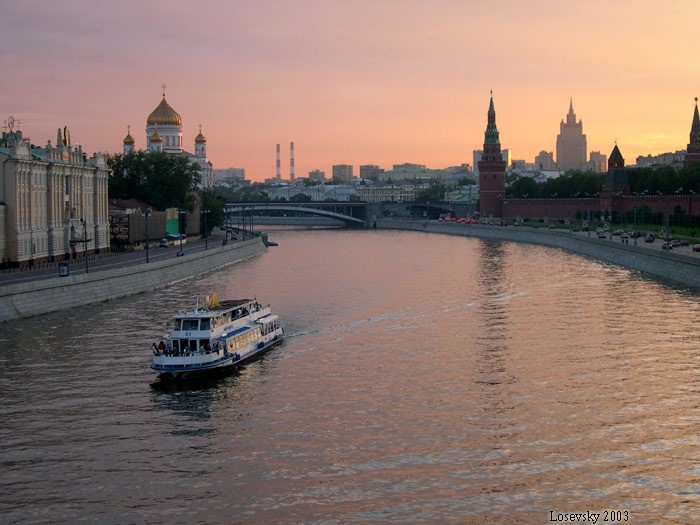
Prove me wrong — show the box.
[123,88,213,187]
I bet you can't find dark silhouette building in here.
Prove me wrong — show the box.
[478,94,507,217]
[556,98,587,171]
[683,97,700,167]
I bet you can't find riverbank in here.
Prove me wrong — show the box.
[380,219,700,290]
[0,237,267,322]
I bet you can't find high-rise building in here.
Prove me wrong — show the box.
[683,97,700,167]
[556,98,587,171]
[308,169,326,182]
[332,164,353,183]
[360,164,384,180]
[478,94,507,217]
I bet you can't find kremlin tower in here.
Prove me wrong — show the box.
[478,93,507,218]
[683,97,700,167]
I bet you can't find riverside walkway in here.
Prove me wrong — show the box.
[0,231,267,322]
[380,219,700,291]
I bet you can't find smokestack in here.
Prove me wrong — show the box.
[276,143,281,180]
[290,141,295,182]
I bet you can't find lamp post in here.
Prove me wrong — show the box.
[201,208,210,250]
[145,207,151,263]
[80,218,89,273]
[178,209,185,256]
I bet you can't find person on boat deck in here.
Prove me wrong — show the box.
[152,343,158,355]
[158,341,165,351]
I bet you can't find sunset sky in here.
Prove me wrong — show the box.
[2,1,699,181]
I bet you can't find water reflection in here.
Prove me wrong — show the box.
[1,229,699,523]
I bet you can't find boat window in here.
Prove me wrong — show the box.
[182,319,199,331]
[173,319,182,330]
[200,318,211,331]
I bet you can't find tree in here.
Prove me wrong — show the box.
[290,193,312,203]
[107,151,200,210]
[199,189,225,235]
[415,182,445,202]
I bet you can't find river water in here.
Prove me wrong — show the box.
[0,228,698,524]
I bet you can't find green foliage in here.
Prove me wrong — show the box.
[215,183,269,203]
[415,182,446,202]
[107,151,200,210]
[507,171,604,198]
[199,189,225,235]
[457,177,476,186]
[290,193,313,203]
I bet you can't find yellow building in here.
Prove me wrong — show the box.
[0,121,110,266]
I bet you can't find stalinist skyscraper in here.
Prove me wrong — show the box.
[556,98,587,171]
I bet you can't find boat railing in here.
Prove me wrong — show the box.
[152,341,224,358]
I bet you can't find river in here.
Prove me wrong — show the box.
[0,228,698,524]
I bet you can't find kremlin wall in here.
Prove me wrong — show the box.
[477,96,700,223]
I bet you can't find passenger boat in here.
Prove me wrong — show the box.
[150,294,284,379]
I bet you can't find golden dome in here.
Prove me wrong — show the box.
[123,133,135,145]
[195,131,206,143]
[147,95,182,126]
[150,129,162,143]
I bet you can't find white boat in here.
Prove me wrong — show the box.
[151,295,284,379]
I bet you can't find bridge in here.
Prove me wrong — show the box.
[223,201,472,229]
[224,202,368,228]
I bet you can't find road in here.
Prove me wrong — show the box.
[0,230,241,287]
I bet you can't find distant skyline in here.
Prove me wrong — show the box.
[2,1,699,181]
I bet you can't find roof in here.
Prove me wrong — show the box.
[147,95,182,126]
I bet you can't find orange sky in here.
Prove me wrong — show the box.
[2,1,699,181]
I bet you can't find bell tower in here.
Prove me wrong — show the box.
[478,93,507,218]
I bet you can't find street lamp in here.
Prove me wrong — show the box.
[178,209,186,256]
[80,218,89,273]
[201,208,210,250]
[145,207,151,263]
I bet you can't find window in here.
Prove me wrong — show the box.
[182,319,199,331]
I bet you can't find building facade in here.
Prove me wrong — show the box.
[534,150,556,170]
[478,95,507,217]
[556,98,587,171]
[359,164,384,180]
[0,123,110,266]
[588,151,608,173]
[332,164,353,183]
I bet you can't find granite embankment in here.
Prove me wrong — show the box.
[0,237,267,322]
[381,219,700,290]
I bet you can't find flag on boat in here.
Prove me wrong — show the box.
[205,294,219,309]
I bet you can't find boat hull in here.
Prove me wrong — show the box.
[152,335,283,380]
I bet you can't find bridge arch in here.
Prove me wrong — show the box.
[225,203,366,227]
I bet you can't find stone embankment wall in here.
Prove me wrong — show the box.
[0,237,267,322]
[381,220,700,290]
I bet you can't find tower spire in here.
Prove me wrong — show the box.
[478,93,507,218]
[684,96,700,167]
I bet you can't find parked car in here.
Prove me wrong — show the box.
[644,234,655,243]
[662,242,673,250]
[680,239,689,246]
[159,238,169,247]
[693,244,700,252]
